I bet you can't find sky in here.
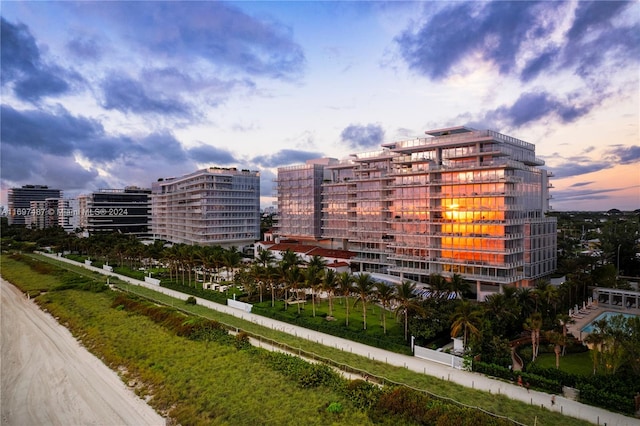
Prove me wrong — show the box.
[1,1,639,212]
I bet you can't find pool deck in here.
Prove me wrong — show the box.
[567,303,640,342]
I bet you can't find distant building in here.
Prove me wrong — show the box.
[7,185,62,225]
[274,158,337,241]
[79,187,151,236]
[278,126,557,298]
[151,167,260,248]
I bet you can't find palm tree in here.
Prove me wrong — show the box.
[544,330,567,369]
[337,272,354,327]
[375,283,396,334]
[223,247,241,282]
[306,254,327,270]
[256,248,275,268]
[449,273,470,298]
[305,264,324,317]
[285,265,305,313]
[429,273,448,298]
[524,312,544,361]
[557,313,573,356]
[322,269,337,317]
[484,292,518,337]
[450,300,483,351]
[353,273,375,330]
[395,280,424,341]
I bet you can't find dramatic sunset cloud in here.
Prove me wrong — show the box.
[1,1,638,210]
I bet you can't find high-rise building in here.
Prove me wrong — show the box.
[151,167,260,247]
[79,187,151,236]
[317,126,557,297]
[7,185,62,225]
[23,198,78,232]
[275,158,337,241]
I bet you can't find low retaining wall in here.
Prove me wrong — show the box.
[414,345,465,369]
[144,276,161,286]
[227,299,252,313]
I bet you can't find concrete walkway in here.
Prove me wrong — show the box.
[41,253,640,426]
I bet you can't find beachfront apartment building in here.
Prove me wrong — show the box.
[151,167,260,248]
[274,158,338,241]
[7,185,62,225]
[78,187,152,237]
[285,126,557,297]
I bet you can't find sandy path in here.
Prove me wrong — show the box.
[0,278,165,426]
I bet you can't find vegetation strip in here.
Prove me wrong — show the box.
[2,253,595,426]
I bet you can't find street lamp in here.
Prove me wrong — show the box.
[617,244,621,278]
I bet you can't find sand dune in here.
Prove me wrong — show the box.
[0,278,165,426]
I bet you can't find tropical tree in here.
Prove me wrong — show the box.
[322,269,338,317]
[450,300,483,351]
[395,280,424,341]
[337,272,354,327]
[556,313,573,356]
[483,292,518,337]
[285,265,305,313]
[256,248,275,268]
[429,273,448,298]
[375,283,396,334]
[305,264,324,317]
[222,247,241,282]
[524,312,544,361]
[544,330,567,369]
[449,273,470,297]
[353,273,376,330]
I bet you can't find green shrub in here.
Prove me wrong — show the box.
[326,402,343,414]
[185,296,197,305]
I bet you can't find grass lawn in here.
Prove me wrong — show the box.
[253,297,408,347]
[533,351,594,376]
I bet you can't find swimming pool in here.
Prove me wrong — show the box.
[581,311,637,333]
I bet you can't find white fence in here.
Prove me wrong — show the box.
[414,345,465,369]
[227,299,252,313]
[144,276,161,286]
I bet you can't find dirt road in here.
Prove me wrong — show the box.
[0,278,164,426]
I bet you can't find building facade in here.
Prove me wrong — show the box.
[319,126,556,296]
[79,187,151,236]
[274,158,337,241]
[7,185,62,225]
[151,167,260,247]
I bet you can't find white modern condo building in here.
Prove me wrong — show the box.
[151,167,260,248]
[278,126,557,296]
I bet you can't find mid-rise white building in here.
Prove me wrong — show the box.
[151,167,260,248]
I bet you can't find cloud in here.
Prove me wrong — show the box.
[396,2,547,80]
[1,17,78,101]
[340,124,385,150]
[66,35,104,60]
[553,184,640,203]
[1,104,102,155]
[0,144,103,190]
[0,105,198,190]
[251,149,324,168]
[570,181,595,188]
[187,144,237,165]
[101,74,191,116]
[550,162,610,179]
[395,1,639,83]
[82,1,305,79]
[606,145,640,165]
[477,91,598,128]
